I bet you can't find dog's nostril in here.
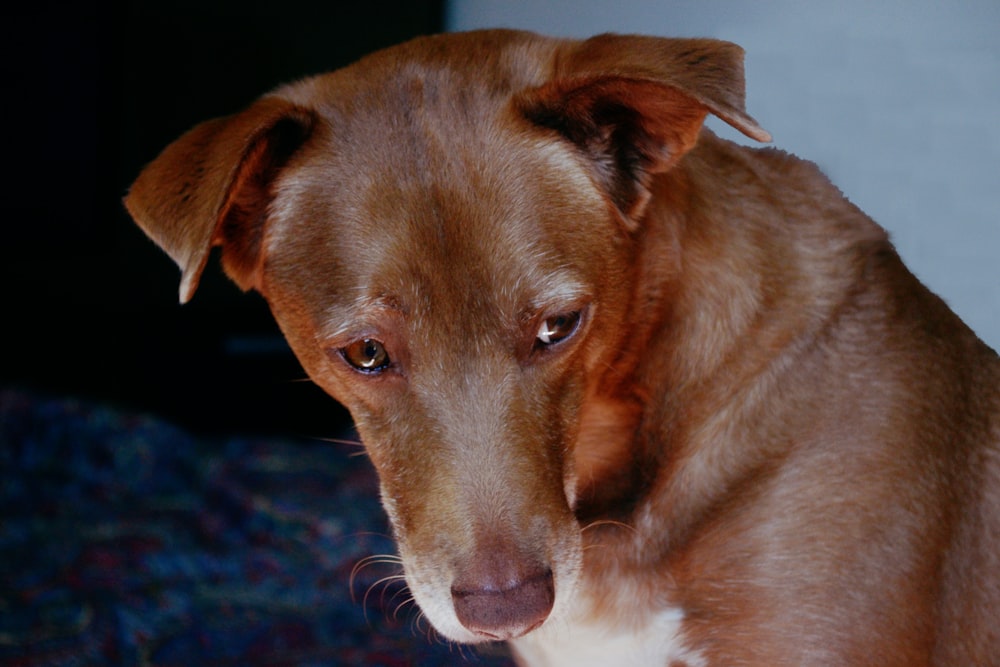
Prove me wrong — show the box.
[451,567,555,640]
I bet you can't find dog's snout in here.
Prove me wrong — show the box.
[451,557,555,641]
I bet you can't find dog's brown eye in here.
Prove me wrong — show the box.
[341,338,390,373]
[536,311,581,346]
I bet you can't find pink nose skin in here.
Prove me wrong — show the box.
[451,564,555,640]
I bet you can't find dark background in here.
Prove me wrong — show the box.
[2,1,444,437]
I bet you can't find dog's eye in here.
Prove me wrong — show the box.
[536,311,581,346]
[341,338,391,373]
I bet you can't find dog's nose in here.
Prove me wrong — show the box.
[451,558,555,640]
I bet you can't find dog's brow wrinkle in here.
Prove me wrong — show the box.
[350,293,407,317]
[530,272,589,311]
[316,292,409,342]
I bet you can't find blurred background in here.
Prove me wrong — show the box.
[1,2,997,665]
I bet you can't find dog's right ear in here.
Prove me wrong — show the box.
[519,33,770,224]
[125,97,315,303]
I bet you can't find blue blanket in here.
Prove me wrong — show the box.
[0,389,514,666]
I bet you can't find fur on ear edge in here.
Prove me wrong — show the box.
[124,97,315,303]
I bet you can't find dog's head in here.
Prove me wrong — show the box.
[126,30,768,642]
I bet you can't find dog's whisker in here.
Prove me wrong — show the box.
[392,594,417,621]
[314,435,364,447]
[347,551,416,630]
[349,559,404,587]
[385,580,414,607]
[427,620,450,648]
[349,553,404,600]
[408,606,427,639]
[364,574,408,614]
[452,638,477,660]
[349,552,403,576]
[309,433,366,451]
[581,518,638,534]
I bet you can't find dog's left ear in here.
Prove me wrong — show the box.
[125,97,315,303]
[519,33,771,222]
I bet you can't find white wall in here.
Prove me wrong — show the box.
[446,0,1000,350]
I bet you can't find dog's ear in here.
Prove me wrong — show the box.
[125,97,315,303]
[520,34,770,222]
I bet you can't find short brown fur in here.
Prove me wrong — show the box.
[126,30,1000,666]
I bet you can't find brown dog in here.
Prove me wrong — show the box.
[126,30,1000,666]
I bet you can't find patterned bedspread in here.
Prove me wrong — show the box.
[0,389,514,666]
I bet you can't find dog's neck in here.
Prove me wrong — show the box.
[572,132,890,565]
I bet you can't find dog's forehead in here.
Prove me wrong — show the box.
[265,59,615,335]
[270,127,606,332]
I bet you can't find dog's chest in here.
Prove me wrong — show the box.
[509,607,705,667]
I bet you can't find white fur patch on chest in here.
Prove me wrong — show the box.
[510,607,705,667]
